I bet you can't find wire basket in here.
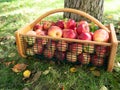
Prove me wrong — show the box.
[15,8,118,72]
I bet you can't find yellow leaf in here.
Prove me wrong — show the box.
[23,70,31,78]
[43,70,50,75]
[106,15,113,19]
[70,67,77,73]
[92,70,100,77]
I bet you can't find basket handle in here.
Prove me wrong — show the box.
[32,8,110,32]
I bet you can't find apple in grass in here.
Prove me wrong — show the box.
[66,52,77,63]
[55,51,66,61]
[76,21,90,35]
[93,29,109,42]
[48,26,62,38]
[69,43,82,55]
[78,53,90,65]
[43,49,55,59]
[57,41,68,52]
[62,29,77,39]
[91,55,104,67]
[65,19,76,30]
[78,32,92,41]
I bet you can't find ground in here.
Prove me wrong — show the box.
[0,0,120,90]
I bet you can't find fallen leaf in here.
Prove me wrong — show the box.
[91,70,100,77]
[4,60,15,67]
[23,70,31,78]
[70,67,77,73]
[31,71,41,83]
[42,70,50,75]
[100,85,108,90]
[12,63,28,73]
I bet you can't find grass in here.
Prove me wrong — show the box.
[0,0,120,90]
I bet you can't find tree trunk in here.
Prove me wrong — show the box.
[64,0,104,22]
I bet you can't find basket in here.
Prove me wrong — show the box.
[15,8,118,72]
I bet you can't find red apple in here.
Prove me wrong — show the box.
[43,21,52,30]
[93,29,109,42]
[78,53,90,65]
[83,44,94,53]
[91,55,104,67]
[76,21,90,35]
[55,20,65,29]
[48,26,62,38]
[36,38,48,45]
[46,41,56,51]
[43,49,54,59]
[35,29,46,36]
[62,29,76,39]
[66,52,77,62]
[33,24,43,31]
[57,41,68,51]
[95,45,107,57]
[33,43,43,54]
[78,32,92,40]
[65,19,76,30]
[55,51,66,61]
[69,43,82,55]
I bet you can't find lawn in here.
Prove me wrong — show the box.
[0,0,120,90]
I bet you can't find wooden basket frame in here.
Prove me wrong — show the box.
[15,8,118,72]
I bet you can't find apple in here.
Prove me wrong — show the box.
[78,32,92,40]
[25,31,36,45]
[57,41,68,51]
[65,19,76,30]
[43,21,52,30]
[76,21,90,35]
[55,51,66,61]
[35,29,46,36]
[95,45,107,57]
[55,20,65,29]
[78,53,90,65]
[91,55,104,67]
[66,52,77,62]
[33,24,43,31]
[93,29,109,42]
[33,43,43,54]
[43,49,54,59]
[48,26,62,38]
[36,38,48,45]
[26,48,34,56]
[46,41,56,51]
[69,43,82,55]
[83,44,94,53]
[62,29,76,39]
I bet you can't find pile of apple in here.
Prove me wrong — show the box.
[25,19,110,67]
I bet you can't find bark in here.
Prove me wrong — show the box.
[64,0,104,22]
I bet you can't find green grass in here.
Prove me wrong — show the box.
[0,0,120,90]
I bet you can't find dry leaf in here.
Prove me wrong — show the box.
[100,85,108,90]
[4,60,15,67]
[92,70,100,77]
[12,63,28,73]
[31,71,41,83]
[70,67,77,73]
[42,70,50,75]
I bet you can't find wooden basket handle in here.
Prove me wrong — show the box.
[32,8,110,32]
